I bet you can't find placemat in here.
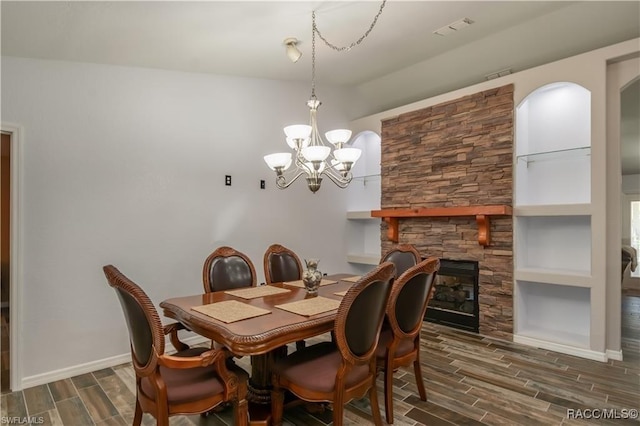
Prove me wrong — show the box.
[334,290,348,297]
[342,275,362,283]
[276,296,341,317]
[192,301,271,323]
[283,279,338,288]
[224,286,291,299]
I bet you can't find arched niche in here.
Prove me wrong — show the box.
[515,82,591,206]
[346,130,381,211]
[349,130,381,179]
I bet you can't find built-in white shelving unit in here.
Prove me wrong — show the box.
[513,82,600,359]
[346,210,380,266]
[345,132,382,269]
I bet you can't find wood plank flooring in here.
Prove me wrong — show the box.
[1,307,9,393]
[2,319,639,425]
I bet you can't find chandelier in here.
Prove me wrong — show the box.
[264,2,386,193]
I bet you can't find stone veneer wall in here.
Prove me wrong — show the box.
[380,84,514,339]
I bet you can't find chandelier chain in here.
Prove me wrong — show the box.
[312,0,387,53]
[311,11,316,99]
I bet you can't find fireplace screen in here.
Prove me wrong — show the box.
[424,259,479,333]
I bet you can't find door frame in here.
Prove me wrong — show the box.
[605,58,640,359]
[1,123,23,391]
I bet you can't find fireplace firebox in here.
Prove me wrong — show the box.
[424,258,479,333]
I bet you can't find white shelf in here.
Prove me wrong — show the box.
[513,334,605,362]
[346,211,375,220]
[514,326,590,349]
[347,253,379,265]
[514,268,592,288]
[514,204,591,216]
[351,174,381,185]
[515,216,591,274]
[516,146,590,164]
[514,155,590,205]
[515,280,591,350]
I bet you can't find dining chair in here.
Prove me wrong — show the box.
[103,265,249,426]
[263,243,307,351]
[202,246,258,353]
[270,262,396,426]
[203,246,257,293]
[375,256,440,424]
[380,244,422,278]
[263,243,303,286]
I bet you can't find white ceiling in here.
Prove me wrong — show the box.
[2,0,639,172]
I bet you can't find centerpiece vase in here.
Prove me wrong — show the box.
[302,259,322,296]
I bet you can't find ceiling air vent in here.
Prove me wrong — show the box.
[434,18,474,36]
[485,68,512,81]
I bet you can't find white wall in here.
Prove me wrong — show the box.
[622,174,640,194]
[1,57,369,383]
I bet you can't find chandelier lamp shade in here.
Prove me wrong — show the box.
[264,2,386,193]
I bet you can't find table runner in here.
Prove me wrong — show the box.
[283,279,337,288]
[333,290,348,297]
[341,275,362,283]
[192,300,271,323]
[275,296,341,317]
[224,286,290,299]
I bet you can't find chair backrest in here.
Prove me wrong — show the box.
[380,244,421,278]
[202,246,257,293]
[263,244,303,285]
[103,265,164,370]
[388,257,440,338]
[335,262,395,363]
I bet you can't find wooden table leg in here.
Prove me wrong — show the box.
[246,346,288,425]
[247,346,287,404]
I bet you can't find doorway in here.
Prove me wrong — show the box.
[620,78,640,354]
[1,132,10,393]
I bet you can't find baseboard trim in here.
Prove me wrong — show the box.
[606,349,624,361]
[20,335,209,389]
[513,335,608,362]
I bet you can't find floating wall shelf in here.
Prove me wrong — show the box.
[370,205,513,246]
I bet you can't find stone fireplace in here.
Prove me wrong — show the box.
[380,85,514,339]
[426,258,480,333]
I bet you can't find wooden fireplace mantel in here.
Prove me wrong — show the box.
[370,205,513,246]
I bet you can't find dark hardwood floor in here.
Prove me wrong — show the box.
[1,306,9,393]
[2,316,639,425]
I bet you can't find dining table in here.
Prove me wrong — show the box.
[160,273,361,425]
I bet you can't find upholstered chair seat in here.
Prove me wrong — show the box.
[272,342,371,393]
[140,347,249,404]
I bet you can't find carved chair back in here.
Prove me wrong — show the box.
[263,244,303,285]
[380,244,421,278]
[336,261,396,363]
[104,265,164,374]
[202,246,257,292]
